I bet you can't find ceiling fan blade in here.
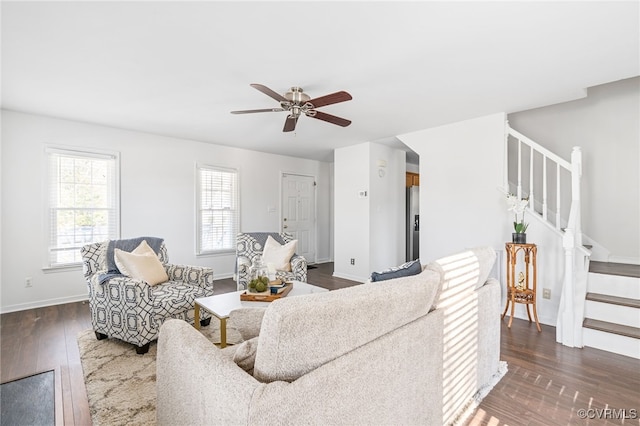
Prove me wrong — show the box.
[307,110,351,127]
[283,115,298,132]
[250,83,288,102]
[305,91,352,108]
[231,108,285,114]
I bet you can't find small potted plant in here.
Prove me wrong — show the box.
[506,193,529,244]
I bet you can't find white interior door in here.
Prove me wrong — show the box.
[281,173,316,263]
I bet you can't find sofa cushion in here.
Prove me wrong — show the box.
[252,267,441,383]
[370,259,422,282]
[233,337,259,374]
[425,246,496,309]
[262,235,297,272]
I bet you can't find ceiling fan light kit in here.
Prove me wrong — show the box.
[231,83,352,132]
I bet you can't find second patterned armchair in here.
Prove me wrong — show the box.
[235,232,307,290]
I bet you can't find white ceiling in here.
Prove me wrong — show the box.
[2,1,638,163]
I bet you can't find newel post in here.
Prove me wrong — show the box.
[557,146,584,348]
[557,228,577,346]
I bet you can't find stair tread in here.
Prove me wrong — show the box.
[589,261,640,278]
[586,292,640,308]
[583,318,640,339]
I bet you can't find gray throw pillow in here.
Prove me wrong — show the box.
[370,259,422,282]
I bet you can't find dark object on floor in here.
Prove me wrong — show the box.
[307,265,318,269]
[1,370,56,426]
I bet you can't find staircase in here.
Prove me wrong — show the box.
[582,261,640,359]
[506,123,591,350]
[506,123,640,359]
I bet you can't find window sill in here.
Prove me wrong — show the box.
[42,263,83,273]
[196,250,235,258]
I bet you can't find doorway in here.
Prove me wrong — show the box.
[281,173,316,263]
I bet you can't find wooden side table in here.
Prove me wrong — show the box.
[502,242,541,332]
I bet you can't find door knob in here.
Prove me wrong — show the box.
[283,225,288,229]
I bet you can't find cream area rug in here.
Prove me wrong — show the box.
[77,322,243,426]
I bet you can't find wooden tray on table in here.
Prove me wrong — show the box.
[240,282,293,302]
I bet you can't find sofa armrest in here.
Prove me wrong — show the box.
[164,264,214,291]
[87,274,158,345]
[230,308,266,341]
[157,319,260,426]
[291,254,307,282]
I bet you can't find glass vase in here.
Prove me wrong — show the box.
[248,258,270,293]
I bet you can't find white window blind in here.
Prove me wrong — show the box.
[197,165,239,254]
[47,147,119,267]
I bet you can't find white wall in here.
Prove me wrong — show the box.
[399,113,510,260]
[508,77,640,264]
[333,143,371,281]
[0,110,332,312]
[399,112,568,326]
[333,142,406,282]
[368,143,406,274]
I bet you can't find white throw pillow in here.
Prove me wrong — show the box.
[114,240,156,275]
[261,235,297,272]
[114,241,168,286]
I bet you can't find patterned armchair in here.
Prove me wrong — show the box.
[236,232,307,290]
[81,238,214,354]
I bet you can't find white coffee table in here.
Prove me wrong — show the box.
[194,281,328,348]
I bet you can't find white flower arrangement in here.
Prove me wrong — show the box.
[506,193,529,234]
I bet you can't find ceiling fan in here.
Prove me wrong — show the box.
[231,84,352,132]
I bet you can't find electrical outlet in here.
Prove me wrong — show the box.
[542,288,551,299]
[25,277,32,288]
[350,258,355,265]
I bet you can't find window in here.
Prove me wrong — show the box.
[46,147,119,267]
[196,164,239,254]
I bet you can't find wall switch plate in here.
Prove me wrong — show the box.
[543,288,551,299]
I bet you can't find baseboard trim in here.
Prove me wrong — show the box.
[214,272,234,280]
[1,294,89,314]
[503,309,555,328]
[332,272,366,283]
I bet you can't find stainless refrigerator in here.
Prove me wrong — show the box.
[406,186,420,261]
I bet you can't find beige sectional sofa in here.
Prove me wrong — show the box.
[156,246,506,426]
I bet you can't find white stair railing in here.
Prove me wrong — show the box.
[505,122,590,348]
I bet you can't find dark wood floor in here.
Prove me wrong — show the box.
[1,262,638,425]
